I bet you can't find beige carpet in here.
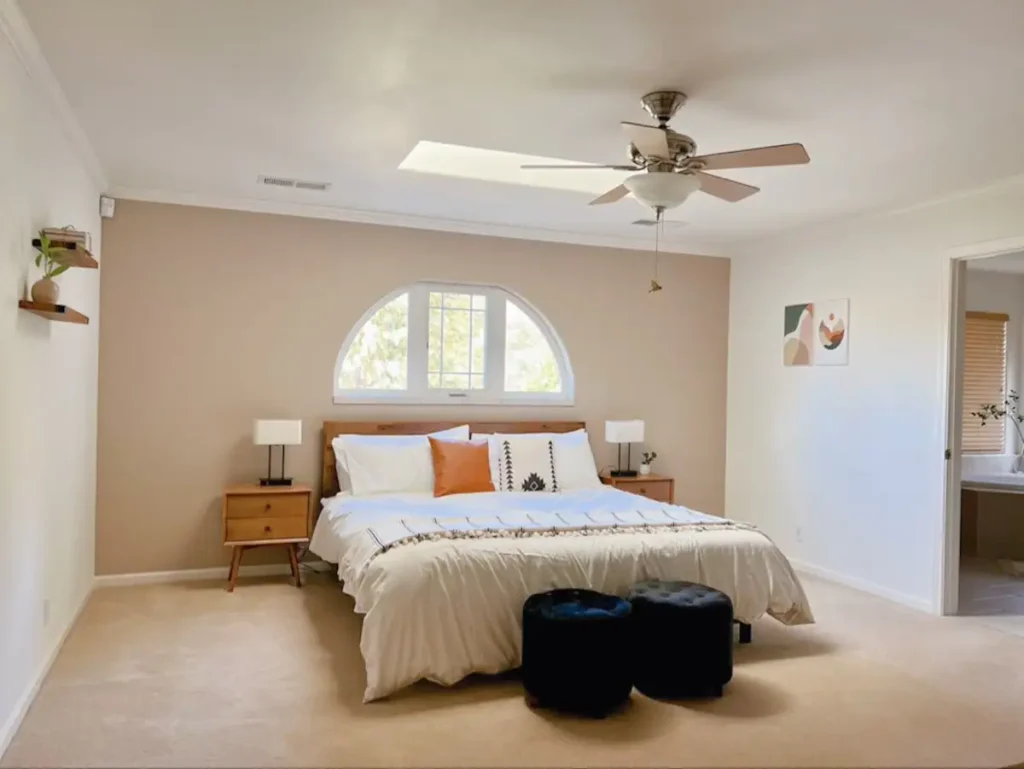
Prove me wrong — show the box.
[4,571,1024,768]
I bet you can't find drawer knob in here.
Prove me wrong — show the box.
[264,503,271,512]
[639,487,646,494]
[264,525,272,533]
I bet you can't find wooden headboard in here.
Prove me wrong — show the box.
[320,420,586,498]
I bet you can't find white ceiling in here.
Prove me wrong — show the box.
[18,0,1024,254]
[966,251,1024,275]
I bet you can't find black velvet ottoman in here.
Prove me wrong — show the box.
[628,580,734,699]
[521,589,633,717]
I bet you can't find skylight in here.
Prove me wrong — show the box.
[398,140,631,196]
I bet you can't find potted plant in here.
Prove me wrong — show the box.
[971,390,1024,472]
[31,231,74,304]
[639,451,657,476]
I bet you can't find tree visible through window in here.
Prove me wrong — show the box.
[505,301,560,392]
[337,293,408,390]
[335,283,572,404]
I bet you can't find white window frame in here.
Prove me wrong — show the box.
[334,282,575,406]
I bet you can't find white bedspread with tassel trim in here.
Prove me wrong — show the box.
[310,487,814,702]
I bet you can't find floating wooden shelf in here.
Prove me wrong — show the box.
[18,300,89,324]
[31,238,98,269]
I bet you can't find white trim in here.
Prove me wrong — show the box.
[108,186,724,256]
[0,0,107,189]
[0,580,92,760]
[93,562,297,588]
[937,233,1024,616]
[334,281,575,406]
[939,258,966,616]
[791,558,934,614]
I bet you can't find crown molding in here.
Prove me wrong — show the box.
[0,0,107,189]
[108,185,729,257]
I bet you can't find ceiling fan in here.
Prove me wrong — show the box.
[521,90,810,210]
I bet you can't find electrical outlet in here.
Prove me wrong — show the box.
[43,598,50,628]
[795,527,804,543]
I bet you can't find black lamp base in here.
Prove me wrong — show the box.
[609,470,638,478]
[259,477,293,487]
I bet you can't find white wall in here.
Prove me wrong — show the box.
[0,7,101,754]
[726,178,1024,613]
[963,267,1024,454]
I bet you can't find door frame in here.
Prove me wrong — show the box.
[939,235,1024,615]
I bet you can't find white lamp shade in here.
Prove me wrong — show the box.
[605,420,645,444]
[624,172,701,210]
[253,419,302,446]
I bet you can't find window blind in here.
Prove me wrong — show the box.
[962,311,1008,454]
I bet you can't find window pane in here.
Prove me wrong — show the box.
[338,293,409,390]
[470,373,485,390]
[471,310,485,374]
[442,373,469,389]
[505,300,561,393]
[429,291,443,308]
[442,309,472,374]
[428,372,441,388]
[472,294,487,311]
[443,293,471,310]
[428,308,442,373]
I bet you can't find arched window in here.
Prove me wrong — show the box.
[335,283,574,405]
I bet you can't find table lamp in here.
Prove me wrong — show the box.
[605,420,645,477]
[254,419,302,486]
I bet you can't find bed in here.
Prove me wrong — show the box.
[310,420,813,702]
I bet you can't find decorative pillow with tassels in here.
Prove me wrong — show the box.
[495,435,558,493]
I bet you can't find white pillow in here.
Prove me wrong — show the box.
[332,425,469,495]
[494,434,557,492]
[552,431,602,491]
[477,429,601,492]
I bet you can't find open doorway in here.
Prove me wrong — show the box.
[949,251,1024,633]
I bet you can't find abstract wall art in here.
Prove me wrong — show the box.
[783,299,849,367]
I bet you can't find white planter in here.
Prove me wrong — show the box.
[638,464,651,476]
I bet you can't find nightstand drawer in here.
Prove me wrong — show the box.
[226,493,307,520]
[628,480,673,503]
[226,516,307,543]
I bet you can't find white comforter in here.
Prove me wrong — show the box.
[310,488,813,702]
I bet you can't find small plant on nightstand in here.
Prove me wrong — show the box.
[639,451,657,476]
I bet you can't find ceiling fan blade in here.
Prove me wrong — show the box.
[621,121,669,159]
[693,143,809,171]
[521,163,638,171]
[695,172,760,202]
[588,184,630,205]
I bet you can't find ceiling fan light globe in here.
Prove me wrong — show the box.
[623,172,701,211]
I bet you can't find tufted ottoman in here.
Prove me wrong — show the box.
[628,580,734,699]
[521,588,633,717]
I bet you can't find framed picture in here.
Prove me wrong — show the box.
[784,299,849,366]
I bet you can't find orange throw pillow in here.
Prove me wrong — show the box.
[429,437,495,497]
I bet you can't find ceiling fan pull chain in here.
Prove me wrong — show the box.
[650,206,664,293]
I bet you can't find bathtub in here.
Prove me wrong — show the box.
[961,454,1024,493]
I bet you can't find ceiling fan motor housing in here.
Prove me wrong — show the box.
[627,130,697,166]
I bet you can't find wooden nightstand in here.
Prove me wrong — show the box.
[600,473,674,503]
[222,484,312,591]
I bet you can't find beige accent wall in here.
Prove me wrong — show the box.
[97,200,730,575]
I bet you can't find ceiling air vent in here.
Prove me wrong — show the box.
[257,175,332,192]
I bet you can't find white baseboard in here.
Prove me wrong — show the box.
[790,558,936,614]
[94,560,333,588]
[0,582,92,760]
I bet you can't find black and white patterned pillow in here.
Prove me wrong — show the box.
[498,436,558,492]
